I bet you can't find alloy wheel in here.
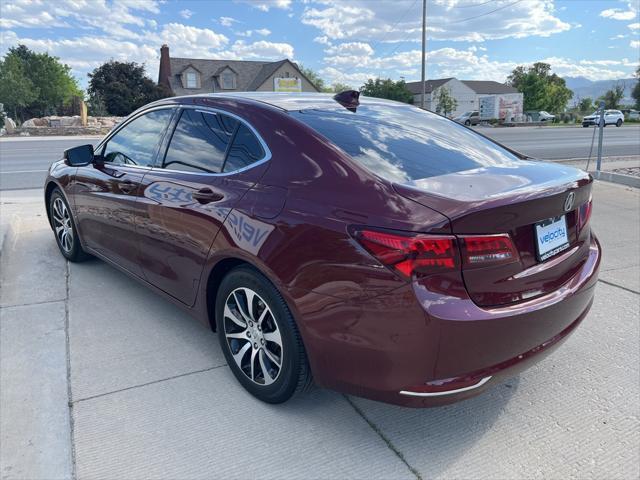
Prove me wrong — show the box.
[223,287,283,386]
[52,197,73,253]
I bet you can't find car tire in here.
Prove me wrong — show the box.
[49,188,91,262]
[464,120,471,126]
[616,119,622,127]
[215,265,313,403]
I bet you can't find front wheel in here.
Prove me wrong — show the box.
[464,120,471,126]
[215,266,313,403]
[616,119,622,127]
[49,188,90,262]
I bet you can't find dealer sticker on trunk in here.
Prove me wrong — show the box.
[535,215,570,261]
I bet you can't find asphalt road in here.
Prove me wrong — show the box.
[1,182,638,479]
[0,137,99,191]
[477,124,640,160]
[0,125,639,190]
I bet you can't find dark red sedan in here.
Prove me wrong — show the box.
[45,92,600,407]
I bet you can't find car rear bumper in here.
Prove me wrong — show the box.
[296,232,601,407]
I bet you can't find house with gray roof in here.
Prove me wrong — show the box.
[405,78,522,119]
[157,45,319,96]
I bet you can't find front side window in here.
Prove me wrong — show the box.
[101,109,174,167]
[164,109,238,173]
[186,72,197,88]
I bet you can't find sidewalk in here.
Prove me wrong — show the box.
[1,183,639,479]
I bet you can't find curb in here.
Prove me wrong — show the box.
[591,170,640,188]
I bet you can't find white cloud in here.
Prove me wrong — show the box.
[227,40,294,59]
[313,35,332,45]
[301,0,571,43]
[179,9,193,19]
[631,40,640,49]
[219,16,239,27]
[629,22,640,30]
[600,2,638,21]
[255,28,271,36]
[235,0,291,12]
[325,42,373,57]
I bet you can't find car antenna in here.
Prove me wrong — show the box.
[333,90,360,112]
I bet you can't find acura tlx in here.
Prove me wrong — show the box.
[45,91,600,407]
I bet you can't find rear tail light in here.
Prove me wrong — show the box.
[578,199,592,232]
[458,234,519,269]
[353,229,520,278]
[353,229,458,278]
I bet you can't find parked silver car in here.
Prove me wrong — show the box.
[453,111,480,126]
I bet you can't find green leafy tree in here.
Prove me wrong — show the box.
[299,65,331,92]
[0,45,80,121]
[0,53,38,121]
[331,82,353,93]
[632,66,640,110]
[88,60,172,116]
[578,97,593,113]
[599,83,625,109]
[507,62,573,113]
[359,78,413,103]
[434,87,458,116]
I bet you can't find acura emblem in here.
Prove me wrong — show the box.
[564,192,575,212]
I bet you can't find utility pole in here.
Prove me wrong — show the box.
[596,100,605,171]
[420,0,427,109]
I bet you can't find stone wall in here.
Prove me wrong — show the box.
[2,115,125,137]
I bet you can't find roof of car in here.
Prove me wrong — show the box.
[174,92,401,112]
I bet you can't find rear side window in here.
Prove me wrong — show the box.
[223,123,265,172]
[102,109,173,167]
[291,104,520,183]
[164,109,238,173]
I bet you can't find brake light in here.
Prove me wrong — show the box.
[354,229,458,278]
[459,234,519,268]
[578,199,592,232]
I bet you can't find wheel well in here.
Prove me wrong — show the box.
[44,182,58,228]
[206,258,251,331]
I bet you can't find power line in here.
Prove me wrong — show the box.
[371,0,419,55]
[452,0,497,8]
[448,0,525,24]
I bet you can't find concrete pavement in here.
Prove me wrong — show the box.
[0,182,639,479]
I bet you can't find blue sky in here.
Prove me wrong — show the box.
[1,0,638,89]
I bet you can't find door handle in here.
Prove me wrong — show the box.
[119,180,137,194]
[192,188,223,204]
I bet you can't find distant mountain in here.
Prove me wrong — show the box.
[564,76,637,107]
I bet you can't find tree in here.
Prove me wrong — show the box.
[0,54,38,121]
[88,60,172,116]
[359,78,413,103]
[299,65,331,92]
[631,66,640,110]
[599,83,625,109]
[578,97,593,113]
[0,45,81,121]
[507,62,573,113]
[331,82,353,93]
[434,87,457,116]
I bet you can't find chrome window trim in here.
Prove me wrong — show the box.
[399,376,492,397]
[95,105,177,170]
[157,104,272,177]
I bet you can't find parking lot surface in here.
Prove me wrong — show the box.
[1,181,639,479]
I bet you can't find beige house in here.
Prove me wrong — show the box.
[157,45,319,96]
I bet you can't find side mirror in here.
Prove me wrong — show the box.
[64,144,94,166]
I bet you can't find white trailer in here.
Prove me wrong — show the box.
[479,93,524,121]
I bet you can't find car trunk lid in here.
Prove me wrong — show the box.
[394,161,594,307]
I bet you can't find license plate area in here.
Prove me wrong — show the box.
[535,215,570,261]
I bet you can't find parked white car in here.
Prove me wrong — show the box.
[538,111,556,122]
[582,110,624,127]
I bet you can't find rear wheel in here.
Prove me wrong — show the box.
[49,188,90,262]
[464,120,471,126]
[215,266,312,403]
[616,119,622,127]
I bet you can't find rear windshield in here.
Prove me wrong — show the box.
[290,103,520,183]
